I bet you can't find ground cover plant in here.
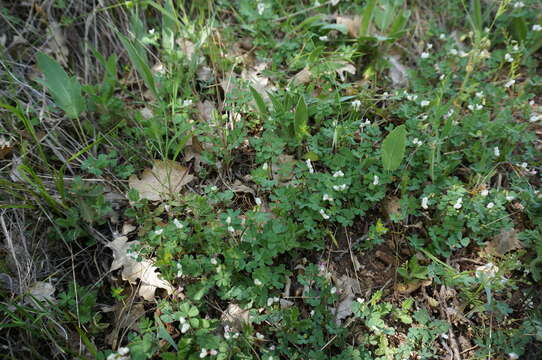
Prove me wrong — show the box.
[0,0,541,359]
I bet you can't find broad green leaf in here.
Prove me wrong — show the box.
[249,86,267,115]
[510,17,528,43]
[381,125,407,171]
[360,0,377,38]
[118,32,157,97]
[294,96,308,141]
[36,53,85,118]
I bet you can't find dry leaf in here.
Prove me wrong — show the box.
[197,100,216,123]
[396,279,432,295]
[197,65,213,82]
[388,56,409,87]
[272,154,296,183]
[26,281,56,306]
[47,22,69,67]
[176,39,195,60]
[334,61,356,82]
[107,236,174,301]
[221,303,250,332]
[383,196,401,218]
[292,67,312,85]
[331,273,362,324]
[484,229,523,257]
[104,287,146,347]
[128,160,194,201]
[230,180,255,195]
[336,15,361,38]
[0,136,13,160]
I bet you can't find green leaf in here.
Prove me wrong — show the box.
[294,96,309,141]
[36,53,85,118]
[249,86,267,115]
[381,125,407,171]
[360,0,377,38]
[510,17,528,43]
[118,31,157,97]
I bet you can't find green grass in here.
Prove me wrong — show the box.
[1,0,542,359]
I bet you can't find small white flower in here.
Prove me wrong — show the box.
[330,287,337,294]
[444,109,454,118]
[505,79,516,88]
[183,99,193,107]
[333,170,344,178]
[331,0,340,5]
[210,185,218,192]
[412,138,423,146]
[155,229,164,235]
[254,278,263,286]
[323,193,333,202]
[530,114,541,122]
[508,352,520,360]
[319,209,330,220]
[505,53,514,62]
[440,333,449,340]
[360,119,371,128]
[262,162,269,170]
[421,196,429,209]
[118,347,130,356]
[533,24,542,32]
[427,43,433,50]
[494,146,500,157]
[200,348,209,358]
[225,216,232,225]
[506,194,515,201]
[513,2,525,8]
[512,44,519,52]
[407,94,418,101]
[149,28,155,35]
[356,297,364,303]
[181,322,190,333]
[257,2,265,15]
[332,184,348,191]
[454,197,463,210]
[486,202,495,209]
[521,162,528,169]
[256,332,265,340]
[459,50,469,57]
[173,218,184,229]
[210,258,218,265]
[373,175,379,185]
[481,189,489,197]
[310,310,315,316]
[228,226,235,233]
[476,262,499,280]
[306,159,314,174]
[421,52,430,59]
[179,317,187,324]
[476,91,484,98]
[449,48,458,56]
[439,34,446,40]
[352,99,362,110]
[210,349,218,356]
[319,35,329,41]
[255,197,262,206]
[476,104,483,110]
[420,100,430,107]
[267,297,274,306]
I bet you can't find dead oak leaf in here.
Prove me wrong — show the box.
[484,229,523,257]
[107,236,174,301]
[336,15,361,38]
[128,160,194,201]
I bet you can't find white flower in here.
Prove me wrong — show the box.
[420,100,430,107]
[210,185,218,192]
[254,278,263,286]
[439,34,446,39]
[173,218,184,229]
[319,209,330,220]
[306,159,314,174]
[406,94,418,101]
[421,196,429,209]
[453,197,463,210]
[332,184,348,191]
[520,162,528,169]
[476,91,484,98]
[373,175,379,185]
[505,53,514,62]
[505,79,515,88]
[154,229,164,235]
[427,43,433,50]
[319,35,329,41]
[506,194,515,201]
[530,114,541,122]
[210,350,218,356]
[118,347,130,356]
[444,109,454,118]
[255,197,262,206]
[181,322,190,333]
[333,170,344,178]
[494,146,500,157]
[481,189,489,197]
[352,99,362,110]
[149,28,155,35]
[225,216,232,224]
[533,24,542,32]
[256,332,265,340]
[210,258,218,265]
[412,138,423,146]
[439,74,445,80]
[262,162,268,170]
[513,2,525,8]
[228,226,235,233]
[449,48,458,56]
[330,287,337,294]
[183,99,193,107]
[421,52,430,59]
[476,262,498,280]
[459,50,469,57]
[508,353,519,360]
[356,297,364,303]
[200,348,209,359]
[331,0,340,5]
[323,193,333,202]
[486,202,495,209]
[512,44,519,52]
[360,119,371,128]
[267,297,274,306]
[257,2,265,15]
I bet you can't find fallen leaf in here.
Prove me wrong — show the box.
[26,281,56,306]
[47,22,69,67]
[176,39,195,60]
[331,273,362,324]
[230,180,255,195]
[122,223,137,235]
[197,100,216,123]
[0,136,13,160]
[292,67,312,85]
[107,236,174,300]
[383,196,401,218]
[128,160,194,201]
[484,229,523,257]
[388,56,409,87]
[104,287,146,347]
[271,154,296,183]
[395,279,432,295]
[221,303,250,332]
[197,65,213,82]
[334,61,356,82]
[336,15,361,38]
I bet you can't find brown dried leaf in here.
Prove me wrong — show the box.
[231,180,256,195]
[221,303,251,332]
[47,22,69,66]
[334,61,356,82]
[383,196,401,218]
[292,67,312,85]
[484,229,523,257]
[128,160,194,201]
[388,56,409,87]
[336,15,361,38]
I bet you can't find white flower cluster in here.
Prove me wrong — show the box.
[534,25,542,32]
[467,104,483,111]
[352,99,362,111]
[504,53,514,62]
[420,100,430,107]
[332,184,348,191]
[224,325,240,340]
[107,347,130,360]
[306,159,314,174]
[179,316,191,333]
[412,138,423,146]
[319,209,330,220]
[513,2,524,8]
[421,196,429,209]
[267,296,280,306]
[373,175,379,185]
[453,197,463,210]
[173,218,184,229]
